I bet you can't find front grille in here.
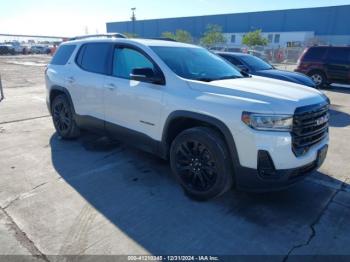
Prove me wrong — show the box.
[292,101,329,156]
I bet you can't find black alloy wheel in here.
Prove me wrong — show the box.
[170,127,233,201]
[51,94,80,139]
[174,140,218,192]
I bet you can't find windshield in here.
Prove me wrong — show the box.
[151,46,243,82]
[239,55,273,71]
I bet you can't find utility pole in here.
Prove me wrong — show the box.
[131,7,136,36]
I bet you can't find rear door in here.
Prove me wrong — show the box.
[325,47,350,84]
[69,42,112,125]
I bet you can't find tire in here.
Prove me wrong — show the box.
[308,70,328,89]
[170,127,233,201]
[51,94,80,139]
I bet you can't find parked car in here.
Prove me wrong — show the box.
[30,45,51,54]
[7,42,27,54]
[295,46,350,88]
[216,52,316,88]
[0,44,15,55]
[247,50,268,61]
[46,36,329,200]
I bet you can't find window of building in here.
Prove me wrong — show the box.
[274,34,280,43]
[231,35,236,43]
[268,34,273,43]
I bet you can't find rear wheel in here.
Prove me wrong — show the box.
[309,70,328,88]
[51,94,80,139]
[170,127,233,201]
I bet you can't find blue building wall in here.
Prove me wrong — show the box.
[106,5,350,38]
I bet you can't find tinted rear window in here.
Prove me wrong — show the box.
[76,43,111,74]
[303,47,327,60]
[51,45,76,65]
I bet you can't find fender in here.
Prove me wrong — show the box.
[49,86,76,115]
[161,110,241,169]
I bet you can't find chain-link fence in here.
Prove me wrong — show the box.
[209,44,306,66]
[0,34,63,56]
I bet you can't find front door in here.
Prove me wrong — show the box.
[104,45,164,143]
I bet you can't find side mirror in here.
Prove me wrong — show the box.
[237,65,249,73]
[130,68,164,85]
[235,65,250,77]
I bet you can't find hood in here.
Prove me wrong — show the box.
[253,69,316,88]
[187,76,326,114]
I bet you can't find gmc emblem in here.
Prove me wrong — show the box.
[316,114,329,126]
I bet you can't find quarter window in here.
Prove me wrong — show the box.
[51,45,76,65]
[113,47,155,79]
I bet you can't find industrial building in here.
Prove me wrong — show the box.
[106,5,350,48]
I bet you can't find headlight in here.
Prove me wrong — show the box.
[241,112,293,131]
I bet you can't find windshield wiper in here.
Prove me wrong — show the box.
[196,77,216,82]
[215,75,242,81]
[196,75,242,82]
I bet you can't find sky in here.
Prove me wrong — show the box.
[1,0,350,37]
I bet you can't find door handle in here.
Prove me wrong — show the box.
[104,83,117,90]
[66,76,75,83]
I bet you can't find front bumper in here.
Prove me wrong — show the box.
[230,123,328,191]
[234,151,323,192]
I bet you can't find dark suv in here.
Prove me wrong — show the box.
[295,46,350,88]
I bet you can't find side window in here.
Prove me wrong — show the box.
[76,43,111,74]
[224,55,243,66]
[327,48,348,63]
[113,47,155,79]
[51,45,76,65]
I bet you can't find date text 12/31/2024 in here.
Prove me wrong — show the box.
[128,256,219,261]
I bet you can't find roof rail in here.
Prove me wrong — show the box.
[68,33,127,41]
[145,37,177,42]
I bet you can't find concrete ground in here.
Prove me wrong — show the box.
[0,55,350,261]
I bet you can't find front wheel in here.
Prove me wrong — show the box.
[51,94,80,139]
[170,127,233,201]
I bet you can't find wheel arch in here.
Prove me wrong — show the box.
[49,86,76,115]
[161,111,240,169]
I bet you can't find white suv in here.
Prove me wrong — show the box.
[46,35,330,200]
